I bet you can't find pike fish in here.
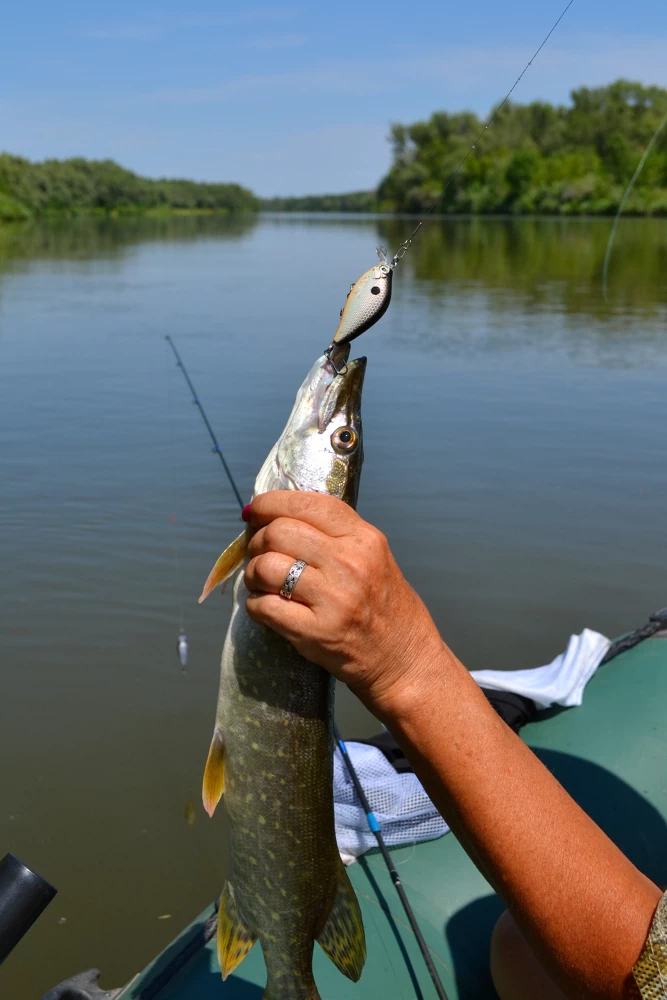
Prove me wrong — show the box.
[198,343,367,999]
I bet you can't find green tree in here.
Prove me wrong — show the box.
[375,80,667,217]
[0,155,258,218]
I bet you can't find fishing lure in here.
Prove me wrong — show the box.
[177,631,189,668]
[330,246,393,348]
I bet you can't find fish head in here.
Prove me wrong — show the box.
[258,344,366,509]
[331,261,392,347]
[200,347,366,603]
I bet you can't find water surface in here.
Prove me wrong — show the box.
[1,214,666,997]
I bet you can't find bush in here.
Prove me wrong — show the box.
[0,192,30,222]
[0,154,258,216]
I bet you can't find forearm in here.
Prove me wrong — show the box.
[377,642,660,1000]
[241,493,661,997]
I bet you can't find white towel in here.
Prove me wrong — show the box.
[470,628,611,709]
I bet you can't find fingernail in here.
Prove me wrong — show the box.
[241,503,252,523]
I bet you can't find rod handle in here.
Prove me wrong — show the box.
[0,853,57,964]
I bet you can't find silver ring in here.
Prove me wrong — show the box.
[280,560,307,600]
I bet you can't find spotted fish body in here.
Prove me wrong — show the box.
[201,347,367,999]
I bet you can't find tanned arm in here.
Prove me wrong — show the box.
[243,491,661,1000]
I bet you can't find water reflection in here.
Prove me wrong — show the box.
[0,213,260,270]
[259,213,667,317]
[383,217,667,316]
[1,214,666,317]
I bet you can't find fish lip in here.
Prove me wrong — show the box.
[333,355,366,414]
[317,355,366,432]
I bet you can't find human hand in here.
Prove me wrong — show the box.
[243,491,447,719]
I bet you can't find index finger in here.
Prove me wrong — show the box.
[247,491,359,538]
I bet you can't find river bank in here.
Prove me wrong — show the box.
[0,153,258,222]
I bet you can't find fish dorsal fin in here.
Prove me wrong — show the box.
[202,728,225,817]
[198,529,248,604]
[317,861,366,981]
[217,881,257,980]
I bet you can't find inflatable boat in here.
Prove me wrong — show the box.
[85,618,667,1000]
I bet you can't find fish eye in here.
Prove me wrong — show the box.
[331,426,358,453]
[370,286,381,295]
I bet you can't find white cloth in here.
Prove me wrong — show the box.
[334,629,611,862]
[470,628,611,709]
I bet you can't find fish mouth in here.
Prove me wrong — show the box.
[318,352,366,432]
[332,355,366,412]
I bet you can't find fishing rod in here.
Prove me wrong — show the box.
[602,110,667,301]
[0,853,57,965]
[166,336,450,998]
[164,335,245,509]
[334,727,449,1000]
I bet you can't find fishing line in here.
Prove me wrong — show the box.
[164,333,247,666]
[165,343,242,851]
[167,335,451,998]
[165,349,187,654]
[602,110,667,302]
[390,0,576,267]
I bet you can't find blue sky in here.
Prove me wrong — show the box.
[1,1,666,196]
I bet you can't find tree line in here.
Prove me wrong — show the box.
[264,81,667,216]
[261,191,376,213]
[3,81,667,221]
[0,155,258,222]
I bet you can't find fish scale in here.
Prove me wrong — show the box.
[221,596,337,997]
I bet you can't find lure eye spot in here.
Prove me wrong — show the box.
[370,286,381,295]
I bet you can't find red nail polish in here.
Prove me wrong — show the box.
[241,503,252,523]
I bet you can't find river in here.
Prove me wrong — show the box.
[1,213,665,996]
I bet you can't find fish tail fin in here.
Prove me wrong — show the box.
[316,860,366,981]
[198,529,248,604]
[217,882,257,980]
[202,727,225,817]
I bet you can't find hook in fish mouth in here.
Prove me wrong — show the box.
[324,341,349,377]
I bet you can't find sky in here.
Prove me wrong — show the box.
[1,0,666,196]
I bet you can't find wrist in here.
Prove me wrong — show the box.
[378,641,460,728]
[353,602,459,726]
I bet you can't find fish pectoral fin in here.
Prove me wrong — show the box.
[202,728,225,817]
[217,881,257,980]
[198,529,248,604]
[317,861,366,982]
